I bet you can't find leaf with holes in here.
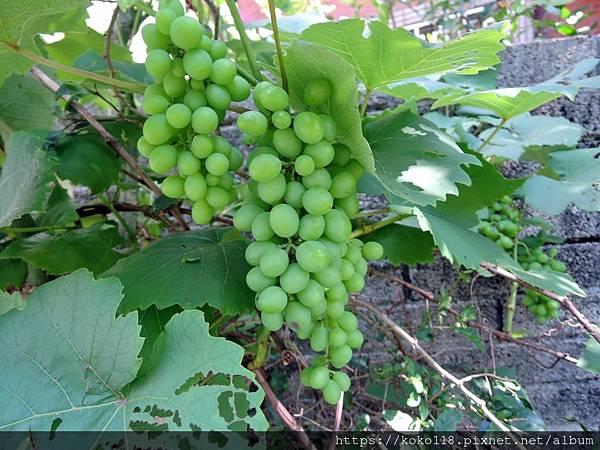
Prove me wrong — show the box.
[105,228,254,315]
[0,269,268,431]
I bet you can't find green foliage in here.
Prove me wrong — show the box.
[0,258,27,290]
[0,290,25,316]
[366,224,435,266]
[577,336,600,375]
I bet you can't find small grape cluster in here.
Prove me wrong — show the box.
[232,79,384,404]
[519,246,565,324]
[478,196,523,250]
[137,0,250,224]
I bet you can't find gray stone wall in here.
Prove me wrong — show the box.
[359,36,600,430]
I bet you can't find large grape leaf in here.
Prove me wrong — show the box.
[519,148,600,215]
[299,19,504,90]
[578,336,600,375]
[284,41,373,170]
[45,30,132,67]
[0,258,27,290]
[364,111,480,206]
[0,132,56,227]
[0,224,126,276]
[105,229,255,315]
[37,185,79,227]
[0,0,89,86]
[365,224,435,266]
[0,73,55,142]
[0,290,25,317]
[433,58,600,119]
[0,270,267,431]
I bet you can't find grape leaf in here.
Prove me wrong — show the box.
[38,184,79,227]
[0,73,55,142]
[0,0,89,86]
[0,223,126,276]
[105,228,255,315]
[74,51,151,84]
[0,258,27,290]
[364,111,480,206]
[0,131,56,227]
[577,335,600,375]
[365,224,434,266]
[519,148,600,215]
[433,58,600,119]
[284,41,373,170]
[0,269,268,431]
[0,290,25,317]
[45,30,132,66]
[299,19,504,90]
[434,408,462,431]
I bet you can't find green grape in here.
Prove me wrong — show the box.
[143,94,170,115]
[249,154,281,182]
[237,111,268,137]
[170,16,203,50]
[191,199,214,224]
[323,209,351,243]
[155,7,176,35]
[161,175,185,198]
[304,78,332,106]
[327,300,345,319]
[190,134,213,158]
[326,283,348,303]
[536,304,547,316]
[273,128,302,158]
[280,263,310,294]
[294,111,325,144]
[176,151,200,176]
[251,212,274,241]
[142,23,170,50]
[184,173,208,201]
[283,181,306,209]
[257,174,286,204]
[344,159,365,180]
[302,168,332,190]
[272,110,292,129]
[285,301,312,331]
[354,258,368,276]
[310,325,328,352]
[295,155,315,177]
[330,172,356,199]
[344,273,365,293]
[161,0,184,15]
[252,81,272,109]
[226,75,251,102]
[269,204,300,238]
[233,205,264,231]
[148,144,177,173]
[205,186,229,209]
[247,146,278,166]
[330,344,352,369]
[145,49,171,79]
[322,380,341,405]
[210,58,236,85]
[143,114,174,145]
[550,260,566,272]
[339,259,355,281]
[259,85,289,112]
[260,247,289,277]
[205,153,229,176]
[298,214,325,241]
[183,49,212,80]
[184,90,207,110]
[362,241,384,261]
[257,286,288,314]
[170,57,185,77]
[228,148,244,171]
[191,107,218,134]
[328,327,347,347]
[245,241,277,266]
[206,84,231,110]
[162,72,186,97]
[261,312,284,331]
[309,366,329,390]
[338,311,358,331]
[310,300,328,319]
[300,367,313,387]
[332,372,351,392]
[303,141,335,168]
[213,136,232,157]
[302,187,333,216]
[332,144,351,166]
[246,267,277,292]
[320,114,337,141]
[165,103,191,129]
[296,241,329,272]
[497,235,514,250]
[345,244,362,265]
[335,193,359,218]
[219,173,234,190]
[137,137,155,157]
[297,280,325,308]
[313,266,342,289]
[346,329,364,349]
[210,40,228,59]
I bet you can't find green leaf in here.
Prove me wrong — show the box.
[366,224,435,265]
[44,30,132,67]
[73,50,151,84]
[105,229,255,315]
[0,269,268,431]
[38,184,78,227]
[0,0,89,86]
[434,408,462,431]
[0,223,126,276]
[0,73,55,142]
[284,41,373,170]
[378,78,463,101]
[433,58,600,119]
[300,19,504,90]
[577,335,600,375]
[0,131,56,227]
[519,148,600,215]
[0,258,27,291]
[0,290,25,317]
[364,111,480,206]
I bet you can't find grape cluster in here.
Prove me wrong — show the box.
[478,196,523,250]
[137,0,250,224]
[519,246,565,324]
[232,79,384,404]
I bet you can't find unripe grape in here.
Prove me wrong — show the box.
[497,235,514,250]
[550,260,566,272]
[191,107,218,134]
[228,148,244,171]
[143,94,170,115]
[261,312,284,331]
[302,187,333,216]
[344,273,365,293]
[340,259,355,281]
[148,144,177,173]
[309,366,330,390]
[335,194,359,218]
[184,90,207,110]
[324,209,352,243]
[183,48,212,80]
[297,280,325,308]
[251,212,274,241]
[272,110,292,129]
[210,58,236,85]
[338,311,358,332]
[362,241,384,261]
[328,327,347,347]
[156,7,177,35]
[304,78,332,106]
[295,155,315,177]
[246,267,277,292]
[302,168,332,190]
[206,84,231,110]
[145,49,171,79]
[257,286,288,314]
[320,114,337,141]
[260,248,289,278]
[205,186,229,209]
[233,205,264,231]
[329,344,352,368]
[344,159,365,180]
[332,372,351,392]
[300,367,313,387]
[162,72,186,97]
[191,199,214,224]
[137,137,155,157]
[296,241,329,272]
[170,16,203,50]
[190,134,213,158]
[310,325,328,352]
[212,136,232,157]
[327,300,345,318]
[143,114,174,145]
[260,85,289,111]
[161,175,185,198]
[298,214,325,241]
[161,0,184,15]
[237,111,268,137]
[142,24,170,50]
[303,141,335,168]
[322,380,341,405]
[257,174,286,204]
[283,181,306,209]
[346,329,364,349]
[249,154,281,182]
[296,322,315,340]
[226,75,251,102]
[177,151,201,176]
[247,146,278,166]
[269,204,300,238]
[331,143,351,166]
[330,172,357,199]
[184,173,208,201]
[354,257,368,276]
[210,40,228,59]
[280,263,310,294]
[245,241,277,266]
[327,283,348,303]
[170,57,185,77]
[294,111,325,144]
[273,128,302,158]
[285,301,312,331]
[205,152,229,176]
[313,266,342,288]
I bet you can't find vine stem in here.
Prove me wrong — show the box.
[351,299,520,437]
[476,118,507,153]
[253,369,317,450]
[0,224,77,233]
[504,241,520,334]
[224,0,261,81]
[327,392,344,450]
[349,212,406,239]
[480,262,600,345]
[5,43,145,93]
[359,87,372,117]
[267,0,288,92]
